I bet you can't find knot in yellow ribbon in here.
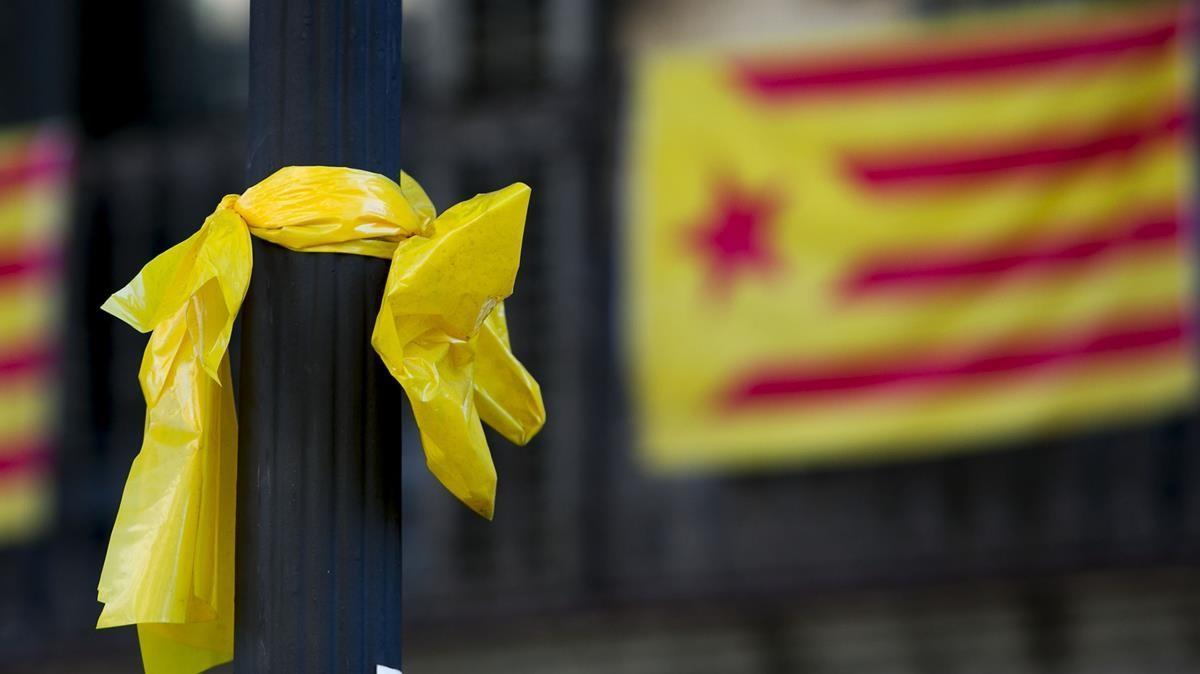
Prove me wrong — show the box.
[96,166,544,674]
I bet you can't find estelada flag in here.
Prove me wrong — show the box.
[627,3,1195,471]
[0,123,69,540]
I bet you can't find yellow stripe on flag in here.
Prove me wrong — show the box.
[0,379,55,443]
[0,473,52,542]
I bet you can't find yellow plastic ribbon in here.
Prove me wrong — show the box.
[95,166,545,673]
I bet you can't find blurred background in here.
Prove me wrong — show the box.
[1,0,1199,672]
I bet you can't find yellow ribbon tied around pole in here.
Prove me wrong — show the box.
[95,166,545,673]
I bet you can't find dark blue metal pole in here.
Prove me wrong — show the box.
[236,1,403,671]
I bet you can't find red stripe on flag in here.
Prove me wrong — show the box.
[736,18,1180,99]
[0,347,55,381]
[0,248,61,284]
[0,149,72,197]
[0,443,52,477]
[844,211,1182,297]
[723,314,1188,408]
[846,110,1187,187]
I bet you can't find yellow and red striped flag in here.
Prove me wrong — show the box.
[627,3,1195,470]
[0,124,70,539]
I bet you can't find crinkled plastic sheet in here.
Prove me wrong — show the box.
[97,167,545,673]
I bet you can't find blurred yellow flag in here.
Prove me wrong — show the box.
[628,4,1195,471]
[0,124,70,541]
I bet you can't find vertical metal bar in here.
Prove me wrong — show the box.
[237,1,403,671]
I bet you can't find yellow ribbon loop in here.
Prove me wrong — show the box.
[96,167,545,674]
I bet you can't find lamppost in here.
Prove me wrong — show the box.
[236,1,404,671]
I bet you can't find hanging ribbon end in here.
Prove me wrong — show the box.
[101,292,153,333]
[467,495,495,521]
